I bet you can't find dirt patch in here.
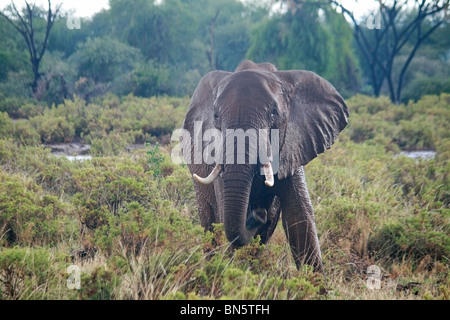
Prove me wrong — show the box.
[45,143,91,156]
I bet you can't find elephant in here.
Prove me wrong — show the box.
[181,60,348,273]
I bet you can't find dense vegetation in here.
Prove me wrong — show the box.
[0,0,449,105]
[0,0,448,301]
[0,93,448,300]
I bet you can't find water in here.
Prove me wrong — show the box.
[400,150,436,160]
[60,155,93,162]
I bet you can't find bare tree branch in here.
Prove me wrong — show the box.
[330,0,450,103]
[0,0,61,93]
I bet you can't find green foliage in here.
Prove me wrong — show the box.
[88,131,136,157]
[0,93,448,300]
[127,61,173,97]
[1,95,188,147]
[402,77,450,103]
[1,0,448,101]
[247,4,360,97]
[0,96,33,118]
[0,112,10,137]
[0,247,68,300]
[30,115,75,144]
[368,208,450,264]
[345,93,450,151]
[0,110,40,145]
[69,37,143,84]
[306,125,449,279]
[0,170,77,247]
[147,143,165,178]
[0,51,11,81]
[77,266,118,300]
[0,0,449,299]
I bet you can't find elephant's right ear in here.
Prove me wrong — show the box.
[276,71,349,180]
[183,71,230,133]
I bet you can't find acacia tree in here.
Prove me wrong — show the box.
[330,0,450,104]
[0,0,61,92]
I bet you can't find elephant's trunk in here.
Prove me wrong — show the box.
[222,165,258,247]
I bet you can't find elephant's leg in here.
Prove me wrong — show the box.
[279,167,324,273]
[190,164,219,231]
[193,182,218,232]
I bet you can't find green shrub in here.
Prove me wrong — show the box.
[10,119,41,146]
[0,113,40,146]
[0,139,14,162]
[388,156,449,206]
[0,247,68,300]
[397,118,435,150]
[345,93,450,152]
[0,170,78,247]
[30,115,75,144]
[0,112,11,137]
[17,102,44,118]
[78,265,119,300]
[0,92,448,300]
[0,96,30,118]
[87,131,136,157]
[402,77,450,103]
[368,208,450,267]
[347,94,393,115]
[50,97,88,137]
[0,142,78,194]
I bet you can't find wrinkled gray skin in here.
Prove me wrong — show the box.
[182,60,348,272]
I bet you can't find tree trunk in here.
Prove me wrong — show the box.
[209,9,221,71]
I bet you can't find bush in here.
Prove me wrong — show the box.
[0,112,11,137]
[0,93,448,300]
[0,170,77,247]
[0,113,40,146]
[402,77,450,103]
[30,115,75,144]
[368,208,450,267]
[0,71,33,101]
[16,94,189,150]
[70,37,143,84]
[345,93,450,152]
[87,131,136,157]
[0,247,68,300]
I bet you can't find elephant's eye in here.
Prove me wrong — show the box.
[213,113,219,120]
[270,108,278,120]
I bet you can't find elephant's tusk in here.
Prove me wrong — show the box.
[263,162,274,187]
[193,164,222,185]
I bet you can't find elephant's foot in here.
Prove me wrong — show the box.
[246,207,267,230]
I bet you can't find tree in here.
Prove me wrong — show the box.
[69,37,144,100]
[0,0,61,92]
[330,0,450,103]
[186,0,260,72]
[208,8,221,71]
[247,1,361,97]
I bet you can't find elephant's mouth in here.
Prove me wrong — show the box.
[245,168,272,231]
[246,206,268,230]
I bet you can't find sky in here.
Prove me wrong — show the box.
[0,0,110,17]
[0,0,380,18]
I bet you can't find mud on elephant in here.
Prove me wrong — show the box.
[181,60,348,273]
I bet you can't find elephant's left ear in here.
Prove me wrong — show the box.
[276,70,349,179]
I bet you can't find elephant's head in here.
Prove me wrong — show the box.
[183,60,348,247]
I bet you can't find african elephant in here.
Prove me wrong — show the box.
[181,60,348,272]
